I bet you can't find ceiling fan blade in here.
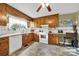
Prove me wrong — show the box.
[47,5,51,12]
[37,5,42,12]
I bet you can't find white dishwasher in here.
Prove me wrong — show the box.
[9,35,22,55]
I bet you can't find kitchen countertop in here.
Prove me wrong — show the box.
[0,31,77,38]
[0,32,27,38]
[0,28,79,38]
[0,31,39,38]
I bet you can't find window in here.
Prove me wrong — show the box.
[7,14,28,29]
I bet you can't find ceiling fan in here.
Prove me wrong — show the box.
[36,3,52,12]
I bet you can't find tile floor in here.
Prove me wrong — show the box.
[10,42,79,56]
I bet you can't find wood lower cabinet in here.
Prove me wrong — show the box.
[32,33,39,42]
[22,33,39,46]
[22,34,32,46]
[0,37,9,56]
[48,33,59,45]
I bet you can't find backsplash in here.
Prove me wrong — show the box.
[0,26,8,35]
[1,26,79,35]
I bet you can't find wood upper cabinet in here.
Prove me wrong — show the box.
[0,4,6,14]
[0,18,7,26]
[0,4,7,26]
[0,3,32,26]
[48,33,59,45]
[0,37,9,56]
[33,14,59,28]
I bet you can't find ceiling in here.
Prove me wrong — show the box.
[8,3,79,18]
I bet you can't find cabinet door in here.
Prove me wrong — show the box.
[22,34,29,46]
[33,33,39,42]
[0,4,7,26]
[0,37,9,56]
[22,34,33,46]
[22,33,39,46]
[48,34,59,45]
[22,34,26,46]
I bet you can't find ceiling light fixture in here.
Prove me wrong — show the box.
[37,3,51,12]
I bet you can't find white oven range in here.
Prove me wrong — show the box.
[39,28,48,44]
